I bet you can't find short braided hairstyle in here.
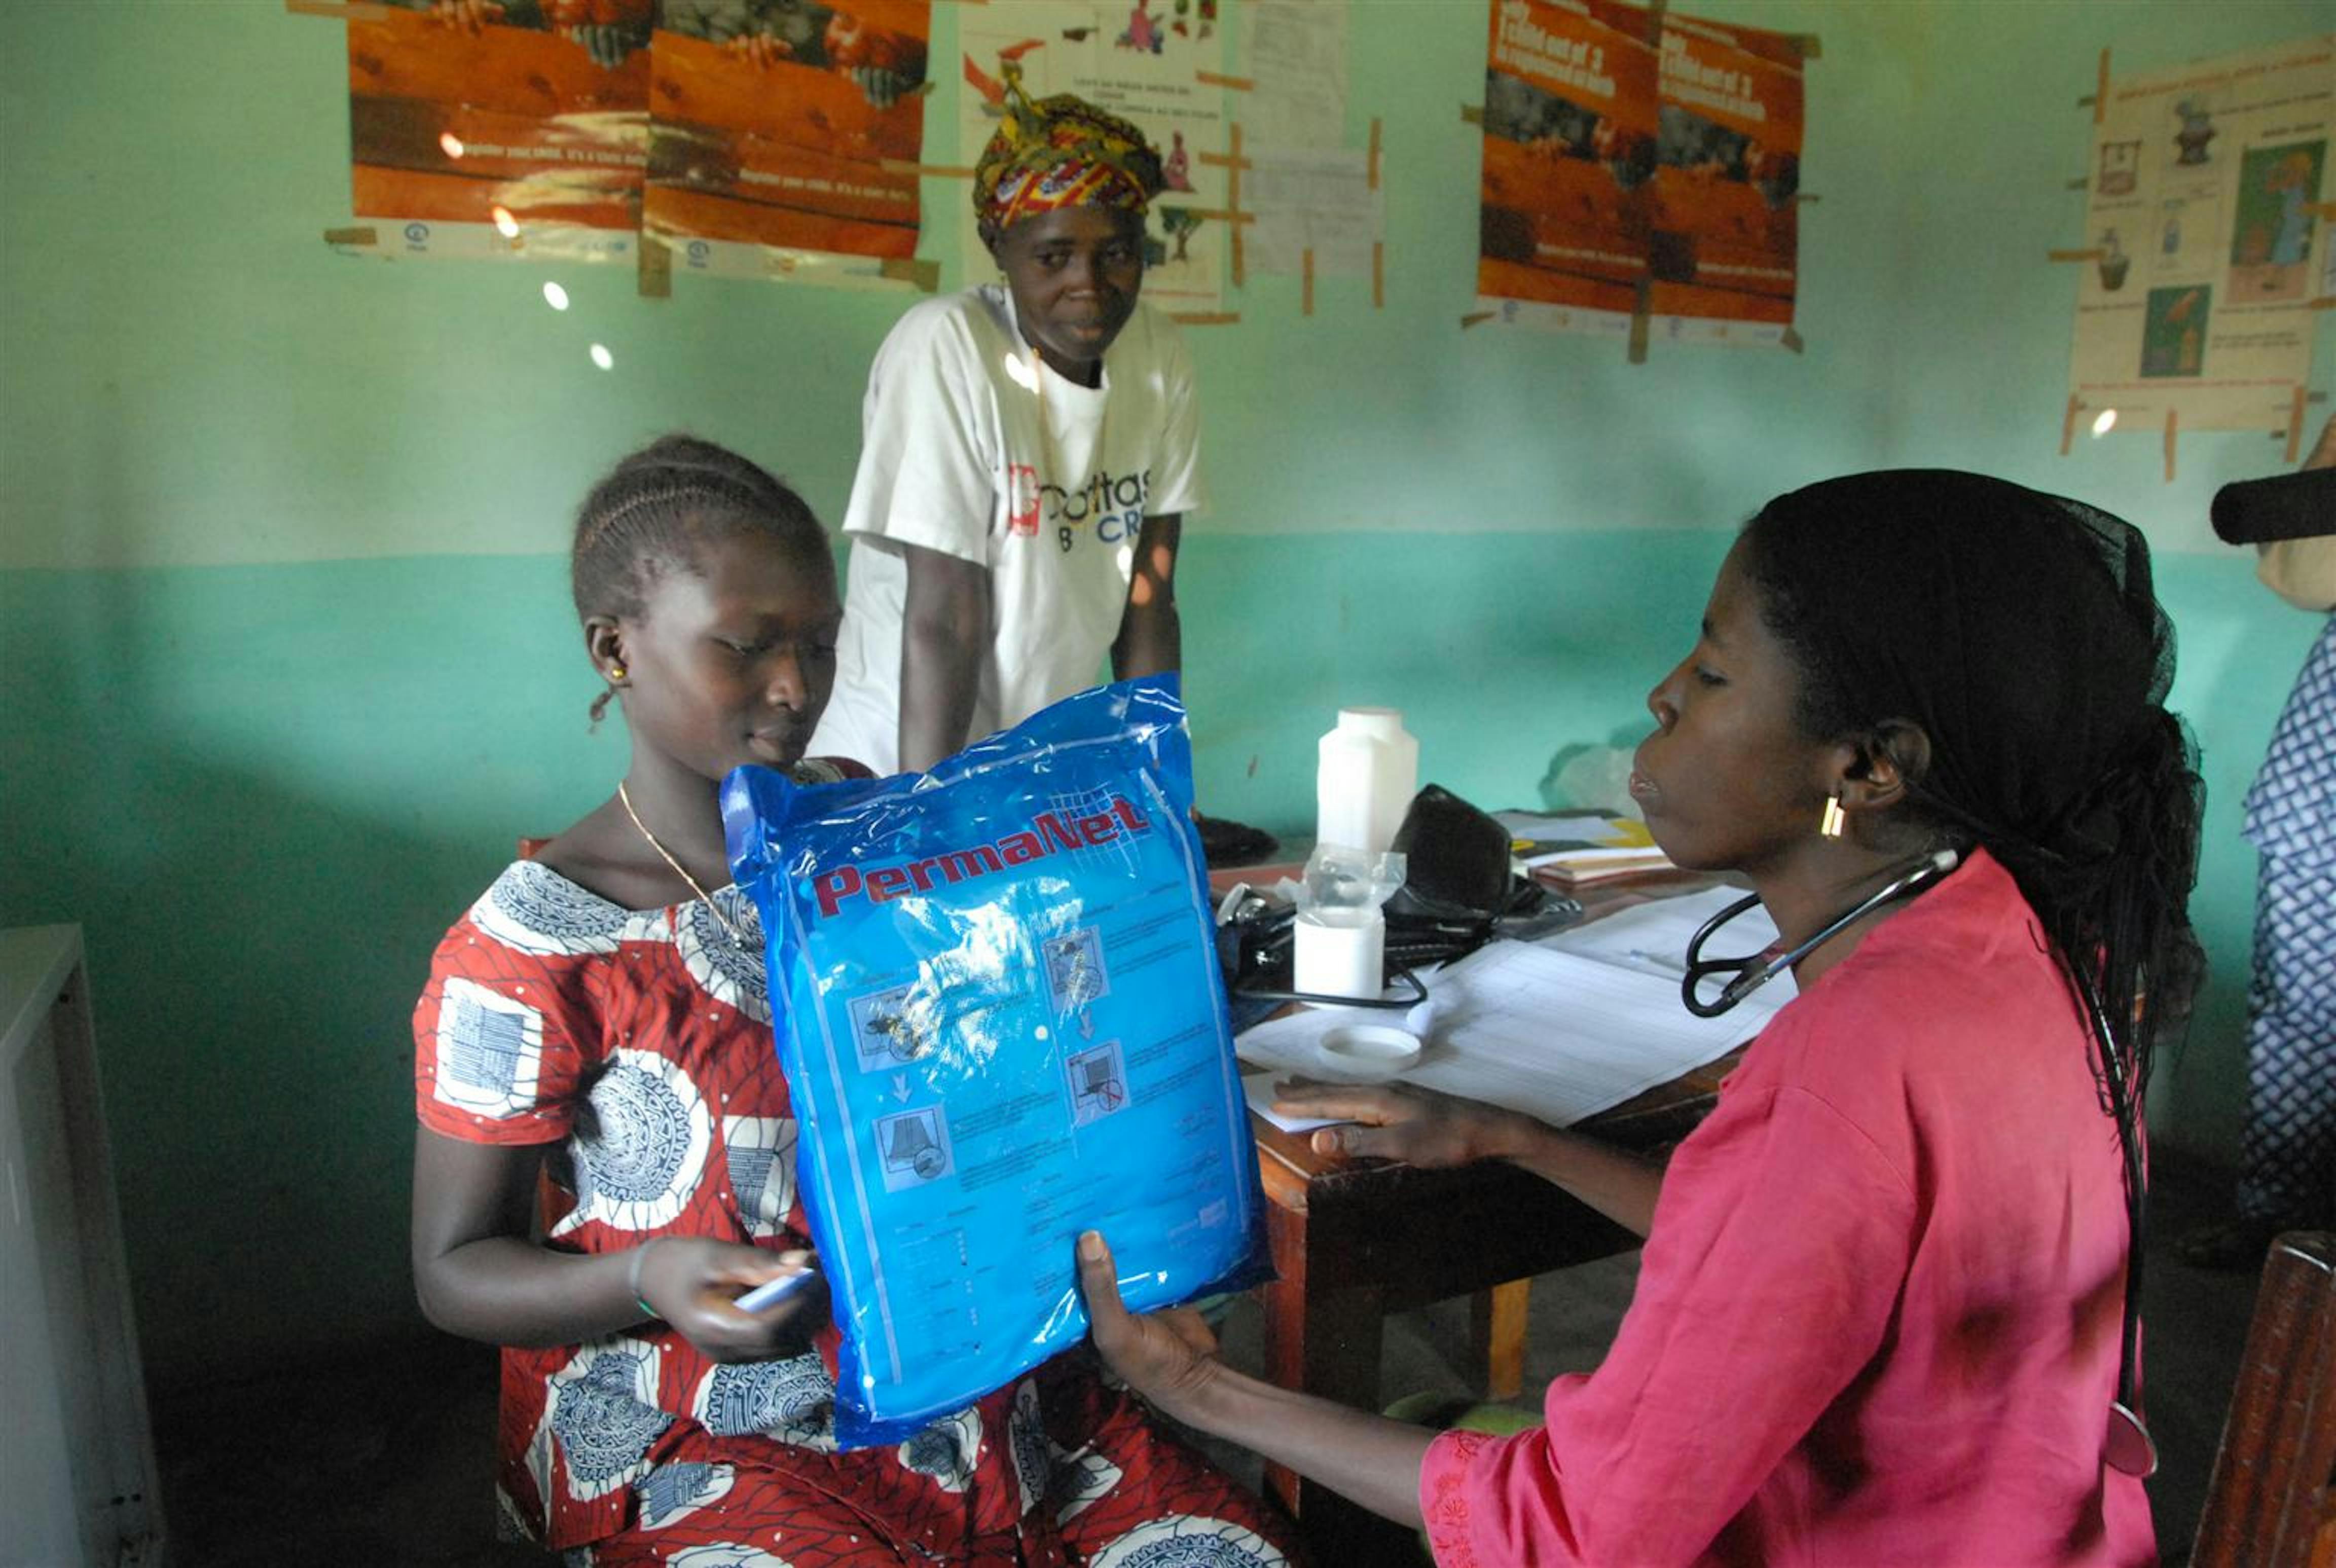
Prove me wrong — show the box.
[571,434,829,624]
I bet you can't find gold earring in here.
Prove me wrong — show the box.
[607,664,627,682]
[1818,794,1846,838]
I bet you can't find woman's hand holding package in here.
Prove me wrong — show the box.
[1075,1231,1223,1422]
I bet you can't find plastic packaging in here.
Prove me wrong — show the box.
[722,676,1270,1449]
[1316,708,1419,854]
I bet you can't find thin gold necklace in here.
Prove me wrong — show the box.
[617,780,752,949]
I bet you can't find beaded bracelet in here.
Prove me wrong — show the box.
[627,1237,664,1321]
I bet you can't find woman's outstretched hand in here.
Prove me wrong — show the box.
[637,1237,825,1363]
[1076,1231,1222,1420]
[1272,1077,1532,1168]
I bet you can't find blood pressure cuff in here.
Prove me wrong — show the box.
[721,676,1270,1449]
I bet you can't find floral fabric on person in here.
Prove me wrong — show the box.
[415,855,1296,1563]
[971,60,1164,239]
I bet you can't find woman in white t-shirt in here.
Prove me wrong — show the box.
[812,63,1199,775]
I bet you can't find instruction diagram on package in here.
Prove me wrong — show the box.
[1043,927,1110,1038]
[877,1107,954,1191]
[1065,1042,1130,1127]
[850,984,932,1069]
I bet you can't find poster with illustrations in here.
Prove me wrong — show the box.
[1474,0,1804,346]
[2068,35,2335,432]
[644,0,932,288]
[342,0,651,263]
[957,0,1231,315]
[1645,12,1802,344]
[1475,0,1660,339]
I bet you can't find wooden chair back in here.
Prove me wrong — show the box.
[2193,1231,2336,1568]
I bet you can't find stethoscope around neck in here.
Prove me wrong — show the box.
[1680,848,1961,1019]
[1677,843,2158,1478]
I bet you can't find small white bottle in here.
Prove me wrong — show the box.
[1316,708,1419,854]
[1293,908,1385,998]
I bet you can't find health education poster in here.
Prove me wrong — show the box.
[1475,0,1805,347]
[958,0,1232,316]
[645,0,933,288]
[2068,34,2335,435]
[343,0,651,263]
[1476,0,1659,341]
[1648,13,1802,343]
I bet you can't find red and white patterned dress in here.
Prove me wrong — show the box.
[414,856,1299,1565]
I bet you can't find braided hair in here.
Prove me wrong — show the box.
[571,434,829,625]
[1739,470,2205,1106]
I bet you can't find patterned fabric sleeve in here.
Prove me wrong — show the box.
[414,868,595,1145]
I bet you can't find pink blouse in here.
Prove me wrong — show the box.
[1420,851,2153,1567]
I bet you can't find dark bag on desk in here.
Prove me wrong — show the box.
[1388,784,1519,922]
[1384,784,1570,964]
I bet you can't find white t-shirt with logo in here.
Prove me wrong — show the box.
[811,283,1205,774]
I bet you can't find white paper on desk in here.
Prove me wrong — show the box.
[1402,941,1785,1129]
[1495,811,1623,842]
[1536,885,1795,996]
[1236,1003,1402,1078]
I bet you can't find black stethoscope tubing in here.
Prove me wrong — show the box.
[1232,966,1428,1011]
[2075,969,2158,1479]
[1679,849,1961,1019]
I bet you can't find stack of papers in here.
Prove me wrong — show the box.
[1238,886,1793,1132]
[1497,811,1674,883]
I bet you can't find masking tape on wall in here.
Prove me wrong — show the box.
[881,257,943,292]
[638,238,672,299]
[286,0,394,20]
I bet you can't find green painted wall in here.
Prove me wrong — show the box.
[2,1,2327,1382]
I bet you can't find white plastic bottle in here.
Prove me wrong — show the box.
[1316,707,1419,853]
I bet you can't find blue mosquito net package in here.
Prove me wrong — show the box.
[721,676,1270,1449]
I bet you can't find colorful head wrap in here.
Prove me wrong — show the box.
[972,61,1165,242]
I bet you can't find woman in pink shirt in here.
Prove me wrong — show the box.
[1077,470,2202,1566]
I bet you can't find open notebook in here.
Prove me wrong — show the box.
[1239,885,1795,1131]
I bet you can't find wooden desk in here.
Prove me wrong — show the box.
[1231,873,1739,1562]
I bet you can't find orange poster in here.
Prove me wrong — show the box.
[645,0,931,288]
[344,1,650,263]
[1475,2,1805,348]
[1648,12,1803,343]
[1476,0,1661,340]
